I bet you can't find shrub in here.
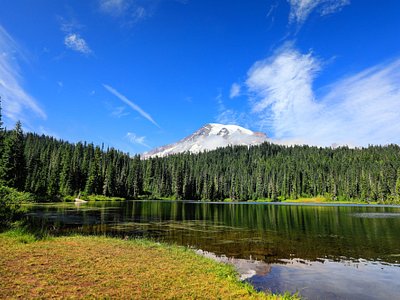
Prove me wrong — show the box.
[0,185,33,229]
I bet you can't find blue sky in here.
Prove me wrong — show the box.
[1,0,400,153]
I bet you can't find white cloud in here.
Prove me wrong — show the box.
[0,25,46,127]
[111,106,129,118]
[103,84,160,128]
[59,17,92,55]
[126,132,150,148]
[229,83,241,99]
[59,17,82,33]
[246,46,400,146]
[99,0,148,24]
[99,0,129,16]
[320,0,350,16]
[38,126,59,139]
[216,107,237,125]
[64,33,92,55]
[288,0,350,25]
[246,45,320,139]
[132,6,147,22]
[215,92,247,126]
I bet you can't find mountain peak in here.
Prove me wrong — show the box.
[205,123,254,136]
[143,123,268,158]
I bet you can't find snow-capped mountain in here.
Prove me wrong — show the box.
[143,123,268,158]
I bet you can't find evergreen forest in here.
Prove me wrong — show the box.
[1,108,400,204]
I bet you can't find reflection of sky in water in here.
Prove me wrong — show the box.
[247,259,400,300]
[352,212,400,218]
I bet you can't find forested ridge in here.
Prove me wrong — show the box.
[1,113,400,203]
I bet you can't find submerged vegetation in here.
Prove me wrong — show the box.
[0,229,297,299]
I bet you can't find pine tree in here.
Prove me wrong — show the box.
[0,96,4,157]
[173,164,183,200]
[59,147,72,195]
[132,155,143,198]
[0,121,26,189]
[85,146,102,195]
[103,164,115,196]
[47,149,61,197]
[395,168,400,202]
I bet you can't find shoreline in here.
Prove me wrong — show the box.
[0,229,297,299]
[22,198,400,208]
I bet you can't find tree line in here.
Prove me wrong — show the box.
[142,143,400,203]
[1,107,400,203]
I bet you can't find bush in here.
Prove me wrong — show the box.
[0,185,33,229]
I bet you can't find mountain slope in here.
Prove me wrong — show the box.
[143,123,268,158]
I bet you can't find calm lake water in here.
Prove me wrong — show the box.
[23,200,400,299]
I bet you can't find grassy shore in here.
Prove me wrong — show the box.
[282,197,378,204]
[63,194,126,202]
[245,196,378,205]
[221,196,381,204]
[0,229,297,299]
[281,196,377,204]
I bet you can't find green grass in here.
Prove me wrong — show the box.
[138,194,181,201]
[63,194,126,202]
[0,229,299,299]
[1,227,38,244]
[281,196,377,205]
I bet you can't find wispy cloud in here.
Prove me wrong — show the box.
[99,0,148,25]
[111,106,129,118]
[59,17,83,33]
[215,92,247,126]
[103,84,160,127]
[126,132,150,148]
[288,0,350,26]
[104,100,130,118]
[38,126,59,139]
[64,33,92,55]
[0,25,46,127]
[99,0,129,17]
[246,44,320,138]
[229,83,241,99]
[246,45,400,146]
[59,17,92,55]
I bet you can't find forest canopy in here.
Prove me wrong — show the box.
[1,117,400,204]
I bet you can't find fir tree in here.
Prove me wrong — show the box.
[0,96,4,156]
[396,168,400,202]
[85,146,102,195]
[0,121,26,189]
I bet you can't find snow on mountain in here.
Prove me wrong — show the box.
[142,123,268,158]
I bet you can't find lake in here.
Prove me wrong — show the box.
[22,200,400,299]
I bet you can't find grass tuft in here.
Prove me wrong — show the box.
[1,227,37,244]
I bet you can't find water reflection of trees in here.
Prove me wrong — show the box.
[24,201,400,264]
